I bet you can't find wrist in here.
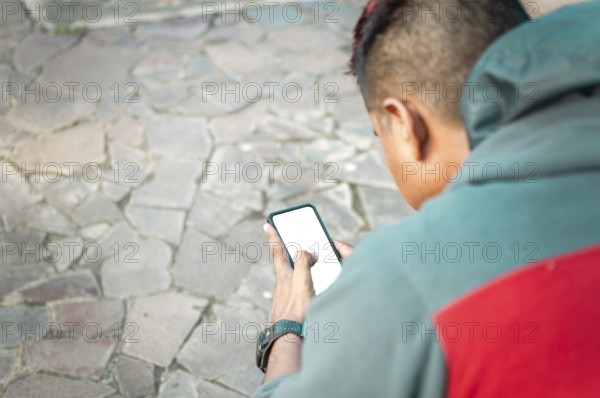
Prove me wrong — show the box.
[278,308,305,323]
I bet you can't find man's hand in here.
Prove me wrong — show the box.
[264,223,317,323]
[261,224,355,382]
[334,240,354,259]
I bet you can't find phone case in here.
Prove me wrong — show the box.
[267,203,342,269]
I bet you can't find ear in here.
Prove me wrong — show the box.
[381,97,428,161]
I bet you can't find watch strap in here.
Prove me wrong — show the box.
[256,320,305,373]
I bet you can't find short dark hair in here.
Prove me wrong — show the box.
[350,0,530,120]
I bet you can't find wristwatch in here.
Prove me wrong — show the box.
[256,319,306,373]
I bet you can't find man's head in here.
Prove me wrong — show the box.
[350,0,530,208]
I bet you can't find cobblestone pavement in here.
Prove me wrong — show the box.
[0,1,417,397]
[0,0,578,397]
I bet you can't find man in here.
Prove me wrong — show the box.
[254,0,600,396]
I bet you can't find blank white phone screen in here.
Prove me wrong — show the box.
[272,206,342,295]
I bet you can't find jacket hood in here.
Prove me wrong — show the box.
[456,1,600,185]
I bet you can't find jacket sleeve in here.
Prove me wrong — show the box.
[252,231,447,398]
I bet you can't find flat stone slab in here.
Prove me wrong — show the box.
[175,229,250,301]
[20,270,101,304]
[72,194,123,227]
[141,115,212,160]
[101,237,172,298]
[177,300,263,380]
[186,191,253,239]
[0,264,53,302]
[13,32,77,72]
[0,306,50,349]
[28,204,76,235]
[0,161,42,215]
[25,338,116,380]
[5,373,114,398]
[0,351,17,387]
[123,292,208,367]
[125,206,185,245]
[12,122,105,166]
[159,370,244,398]
[7,94,96,135]
[115,355,156,397]
[129,159,203,209]
[48,299,125,337]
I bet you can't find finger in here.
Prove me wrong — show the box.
[334,239,354,259]
[263,223,291,276]
[291,250,316,292]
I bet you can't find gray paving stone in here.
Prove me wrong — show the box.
[236,263,274,312]
[204,19,265,45]
[130,159,202,209]
[20,270,100,304]
[187,191,252,239]
[159,370,244,398]
[328,94,370,125]
[253,115,319,142]
[175,229,250,301]
[5,373,114,398]
[356,185,416,229]
[107,116,144,147]
[205,41,277,79]
[209,100,269,144]
[337,120,375,151]
[40,36,138,91]
[101,238,171,298]
[280,48,348,75]
[175,77,248,117]
[0,351,17,387]
[189,54,218,77]
[177,300,263,380]
[38,175,98,213]
[139,81,188,110]
[0,161,41,216]
[72,193,123,227]
[267,78,327,124]
[125,206,185,245]
[142,114,212,160]
[337,148,397,190]
[1,206,32,232]
[0,306,50,349]
[101,181,131,203]
[0,121,30,158]
[133,51,187,83]
[13,33,77,72]
[123,292,208,367]
[268,24,347,54]
[115,355,156,398]
[45,236,83,271]
[136,16,210,40]
[79,223,110,240]
[0,264,53,302]
[82,221,138,267]
[48,299,125,338]
[0,228,47,265]
[26,338,116,380]
[200,145,270,195]
[12,122,105,166]
[218,367,264,397]
[107,142,152,188]
[28,204,76,235]
[7,94,96,135]
[304,138,356,163]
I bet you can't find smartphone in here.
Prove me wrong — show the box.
[268,204,342,295]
